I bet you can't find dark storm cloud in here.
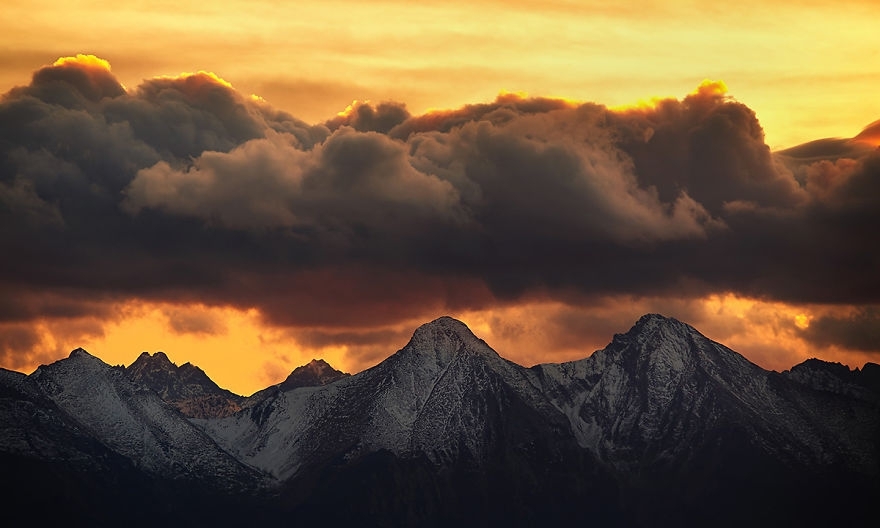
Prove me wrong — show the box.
[801,308,880,354]
[0,286,116,323]
[2,58,880,359]
[611,83,806,213]
[123,127,465,235]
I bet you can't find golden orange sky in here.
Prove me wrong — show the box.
[2,295,870,396]
[1,0,878,149]
[1,1,879,396]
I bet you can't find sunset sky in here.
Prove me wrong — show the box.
[1,0,878,395]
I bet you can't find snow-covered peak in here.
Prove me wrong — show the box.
[415,315,473,336]
[45,348,106,374]
[593,316,768,408]
[596,315,697,363]
[629,313,696,339]
[402,316,496,366]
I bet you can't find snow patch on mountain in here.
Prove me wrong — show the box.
[28,348,265,487]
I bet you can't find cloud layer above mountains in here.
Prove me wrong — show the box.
[1,56,878,383]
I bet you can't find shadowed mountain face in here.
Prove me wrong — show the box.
[0,349,271,526]
[126,351,244,418]
[1,316,878,526]
[278,358,350,391]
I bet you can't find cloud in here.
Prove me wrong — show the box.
[292,325,416,367]
[1,56,880,373]
[164,306,228,336]
[327,100,411,133]
[854,119,880,145]
[445,294,810,372]
[801,307,880,354]
[0,317,106,372]
[124,127,466,233]
[9,54,126,106]
[0,325,42,370]
[609,80,807,213]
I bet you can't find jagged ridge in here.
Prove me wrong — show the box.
[126,351,244,419]
[2,315,878,526]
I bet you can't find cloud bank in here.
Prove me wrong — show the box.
[1,56,878,372]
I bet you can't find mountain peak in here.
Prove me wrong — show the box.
[632,313,691,333]
[612,314,707,352]
[130,351,175,369]
[401,316,499,367]
[124,352,244,418]
[279,358,349,391]
[593,313,755,379]
[68,347,92,359]
[305,358,331,368]
[411,316,479,343]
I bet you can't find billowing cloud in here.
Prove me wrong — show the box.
[1,56,879,377]
[10,55,126,106]
[327,100,411,133]
[124,128,464,232]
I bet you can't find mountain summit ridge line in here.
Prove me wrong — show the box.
[1,313,877,526]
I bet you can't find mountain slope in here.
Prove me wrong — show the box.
[198,315,879,525]
[0,354,275,526]
[203,317,553,477]
[533,314,879,525]
[24,348,265,488]
[199,317,621,524]
[535,314,877,469]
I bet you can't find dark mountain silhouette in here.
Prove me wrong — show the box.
[278,358,350,391]
[126,351,244,418]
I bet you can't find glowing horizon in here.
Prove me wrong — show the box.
[1,2,878,395]
[5,294,874,397]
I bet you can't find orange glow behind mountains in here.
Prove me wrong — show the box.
[1,2,879,396]
[5,295,872,397]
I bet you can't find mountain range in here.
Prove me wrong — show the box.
[1,314,877,526]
